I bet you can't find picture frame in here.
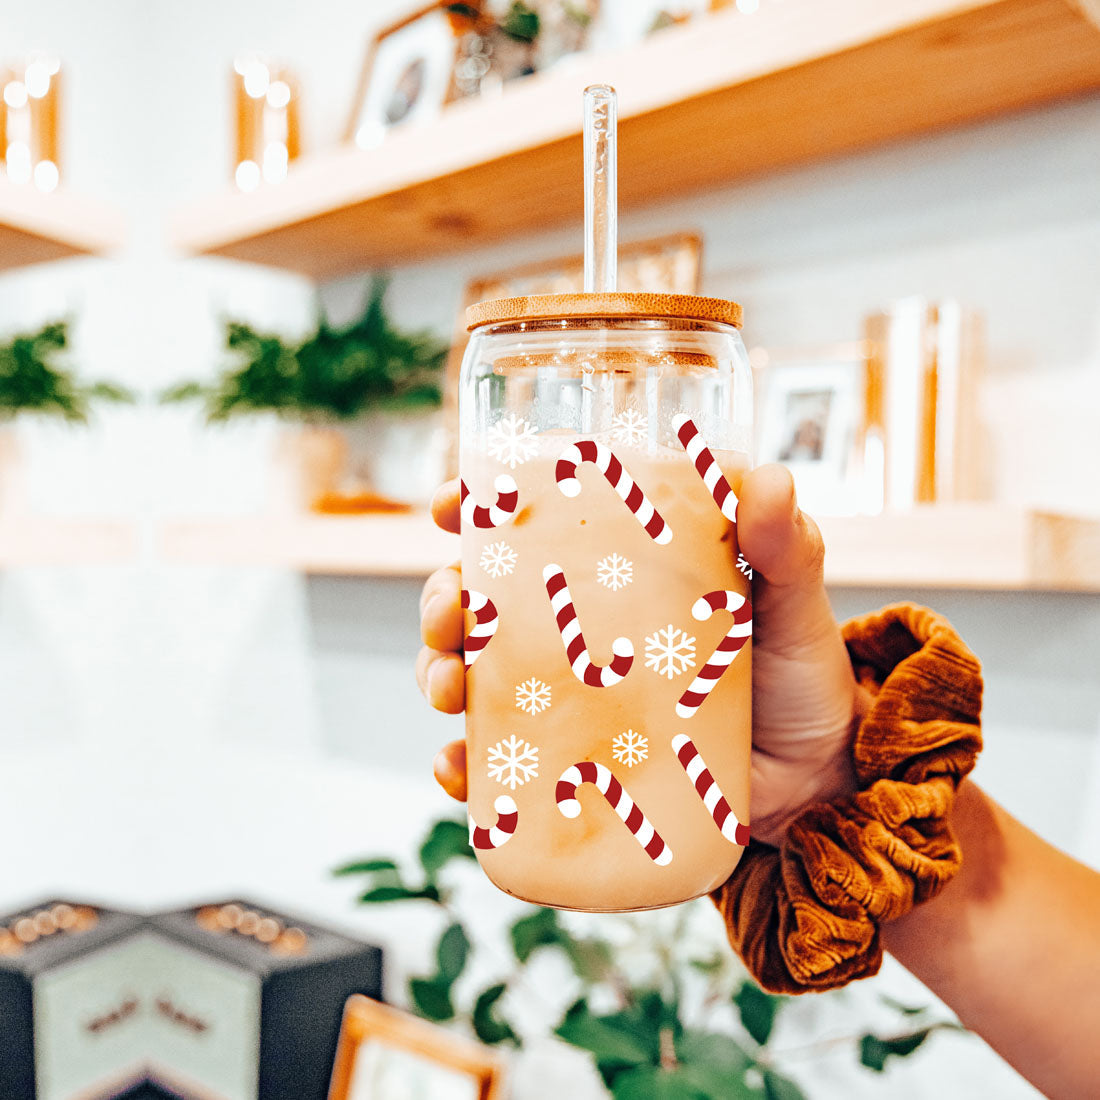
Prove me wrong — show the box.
[345,3,466,149]
[328,995,505,1100]
[753,341,873,516]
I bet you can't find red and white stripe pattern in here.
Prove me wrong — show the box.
[460,475,519,529]
[543,564,633,687]
[676,590,752,718]
[555,440,672,545]
[556,761,672,866]
[671,734,750,846]
[673,414,739,524]
[469,796,518,851]
[461,588,498,669]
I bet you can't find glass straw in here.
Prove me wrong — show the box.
[583,84,618,293]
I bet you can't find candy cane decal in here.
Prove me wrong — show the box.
[543,564,634,687]
[469,796,518,851]
[555,440,672,545]
[460,475,519,529]
[461,589,498,669]
[676,590,752,718]
[671,734,750,846]
[673,414,739,524]
[556,761,672,866]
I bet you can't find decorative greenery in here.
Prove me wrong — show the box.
[498,1,541,42]
[159,278,447,423]
[0,321,134,421]
[336,817,966,1098]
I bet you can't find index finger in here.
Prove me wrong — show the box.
[431,479,460,534]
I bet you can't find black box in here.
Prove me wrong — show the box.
[0,898,383,1100]
[0,900,148,1100]
[146,901,384,1100]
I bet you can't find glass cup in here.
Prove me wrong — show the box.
[459,293,752,912]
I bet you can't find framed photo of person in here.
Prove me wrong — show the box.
[345,4,467,149]
[328,996,505,1100]
[754,342,872,516]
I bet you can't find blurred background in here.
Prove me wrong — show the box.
[0,0,1098,1097]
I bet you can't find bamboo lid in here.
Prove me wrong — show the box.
[466,292,743,331]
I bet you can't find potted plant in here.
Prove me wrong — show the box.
[0,320,134,506]
[160,278,449,511]
[336,816,967,1099]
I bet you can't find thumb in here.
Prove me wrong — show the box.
[736,464,835,651]
[736,465,858,768]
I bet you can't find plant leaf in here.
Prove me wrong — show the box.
[858,1028,933,1072]
[675,1031,760,1098]
[880,994,929,1016]
[554,999,653,1070]
[472,983,520,1046]
[358,884,440,904]
[510,907,564,963]
[436,921,470,983]
[409,976,455,1022]
[610,1066,704,1100]
[418,818,475,879]
[333,858,400,876]
[763,1068,808,1100]
[733,981,785,1046]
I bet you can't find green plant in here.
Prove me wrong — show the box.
[336,817,964,1099]
[0,321,134,421]
[498,1,541,42]
[159,277,448,423]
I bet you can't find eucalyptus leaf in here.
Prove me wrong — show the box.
[859,1028,932,1071]
[510,907,564,963]
[763,1068,808,1100]
[409,976,455,1022]
[610,1066,705,1100]
[332,858,400,876]
[418,819,475,879]
[734,982,786,1046]
[436,922,470,983]
[358,884,440,904]
[472,983,520,1046]
[554,999,654,1069]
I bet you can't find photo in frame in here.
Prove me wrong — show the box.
[346,3,465,149]
[328,996,505,1100]
[754,342,872,516]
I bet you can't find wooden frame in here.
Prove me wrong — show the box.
[328,996,505,1100]
[344,3,468,147]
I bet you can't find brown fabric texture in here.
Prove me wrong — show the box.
[713,603,983,993]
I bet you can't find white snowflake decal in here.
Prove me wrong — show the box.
[479,540,517,578]
[515,678,552,716]
[487,413,538,468]
[596,552,633,591]
[487,734,540,789]
[644,624,697,679]
[736,552,753,580]
[612,729,649,767]
[611,407,648,446]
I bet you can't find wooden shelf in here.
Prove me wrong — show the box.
[170,0,1100,279]
[0,515,138,565]
[159,511,459,576]
[0,177,126,271]
[156,506,1100,590]
[818,506,1100,591]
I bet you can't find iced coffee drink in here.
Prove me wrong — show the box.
[459,293,753,912]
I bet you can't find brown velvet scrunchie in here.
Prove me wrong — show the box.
[712,603,983,993]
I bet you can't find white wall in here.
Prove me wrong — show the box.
[0,2,1097,1097]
